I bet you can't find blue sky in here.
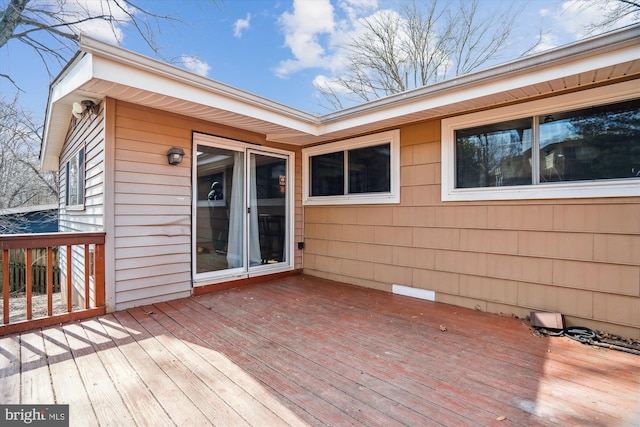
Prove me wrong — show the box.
[0,0,635,118]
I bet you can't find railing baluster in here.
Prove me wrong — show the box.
[66,245,72,313]
[84,245,90,310]
[2,249,9,324]
[47,247,53,316]
[26,249,33,320]
[95,243,105,308]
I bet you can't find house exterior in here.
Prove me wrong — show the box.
[41,25,640,338]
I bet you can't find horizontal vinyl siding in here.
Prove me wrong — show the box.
[58,107,106,308]
[303,119,640,339]
[113,103,192,308]
[59,110,105,233]
[112,100,304,309]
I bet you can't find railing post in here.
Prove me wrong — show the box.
[2,249,9,324]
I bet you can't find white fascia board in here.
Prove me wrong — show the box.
[41,54,95,170]
[92,56,320,136]
[50,54,94,103]
[316,44,639,135]
[79,35,320,135]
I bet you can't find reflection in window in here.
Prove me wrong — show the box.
[454,99,639,189]
[310,144,392,196]
[348,144,391,194]
[539,99,640,182]
[66,147,85,206]
[456,119,532,188]
[196,145,236,273]
[310,151,344,196]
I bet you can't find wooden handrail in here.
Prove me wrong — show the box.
[0,232,106,335]
[0,232,105,249]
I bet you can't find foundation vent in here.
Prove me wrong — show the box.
[392,284,435,301]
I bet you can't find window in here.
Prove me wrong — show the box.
[66,147,85,207]
[303,130,400,205]
[442,81,640,201]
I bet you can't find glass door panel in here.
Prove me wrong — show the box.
[195,145,245,275]
[194,138,290,284]
[249,151,288,268]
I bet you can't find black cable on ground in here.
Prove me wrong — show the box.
[534,326,640,356]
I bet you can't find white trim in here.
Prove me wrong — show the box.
[65,145,86,210]
[302,130,400,205]
[191,133,295,285]
[441,80,640,201]
[103,98,117,312]
[90,55,319,135]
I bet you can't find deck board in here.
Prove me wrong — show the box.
[95,314,206,426]
[0,334,21,404]
[20,330,55,404]
[40,325,100,426]
[1,275,639,426]
[111,309,247,426]
[61,321,137,426]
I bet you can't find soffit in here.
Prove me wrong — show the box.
[70,58,640,147]
[41,25,639,170]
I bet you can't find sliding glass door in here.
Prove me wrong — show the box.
[249,151,288,268]
[193,135,291,284]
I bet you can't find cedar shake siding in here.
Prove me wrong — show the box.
[303,120,640,339]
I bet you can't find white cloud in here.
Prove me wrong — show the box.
[338,0,379,22]
[530,33,559,54]
[312,74,348,94]
[234,14,251,38]
[46,0,132,44]
[275,0,336,77]
[275,0,381,78]
[554,0,638,39]
[180,55,211,77]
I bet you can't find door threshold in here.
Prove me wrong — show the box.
[192,269,302,295]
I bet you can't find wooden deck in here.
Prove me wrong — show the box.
[1,275,639,426]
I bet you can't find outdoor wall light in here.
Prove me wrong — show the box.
[167,147,185,165]
[71,100,99,119]
[71,102,84,119]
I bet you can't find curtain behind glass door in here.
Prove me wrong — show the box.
[195,145,244,274]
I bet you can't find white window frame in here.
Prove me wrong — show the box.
[65,145,85,209]
[303,129,400,205]
[441,80,640,201]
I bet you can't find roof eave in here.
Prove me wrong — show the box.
[40,52,96,170]
[40,24,640,168]
[316,24,640,133]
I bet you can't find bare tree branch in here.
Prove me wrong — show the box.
[0,0,201,84]
[315,0,539,111]
[0,95,57,211]
[569,0,640,36]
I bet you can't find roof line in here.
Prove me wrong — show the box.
[318,24,640,123]
[78,35,321,124]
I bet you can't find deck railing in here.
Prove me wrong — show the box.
[0,232,106,336]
